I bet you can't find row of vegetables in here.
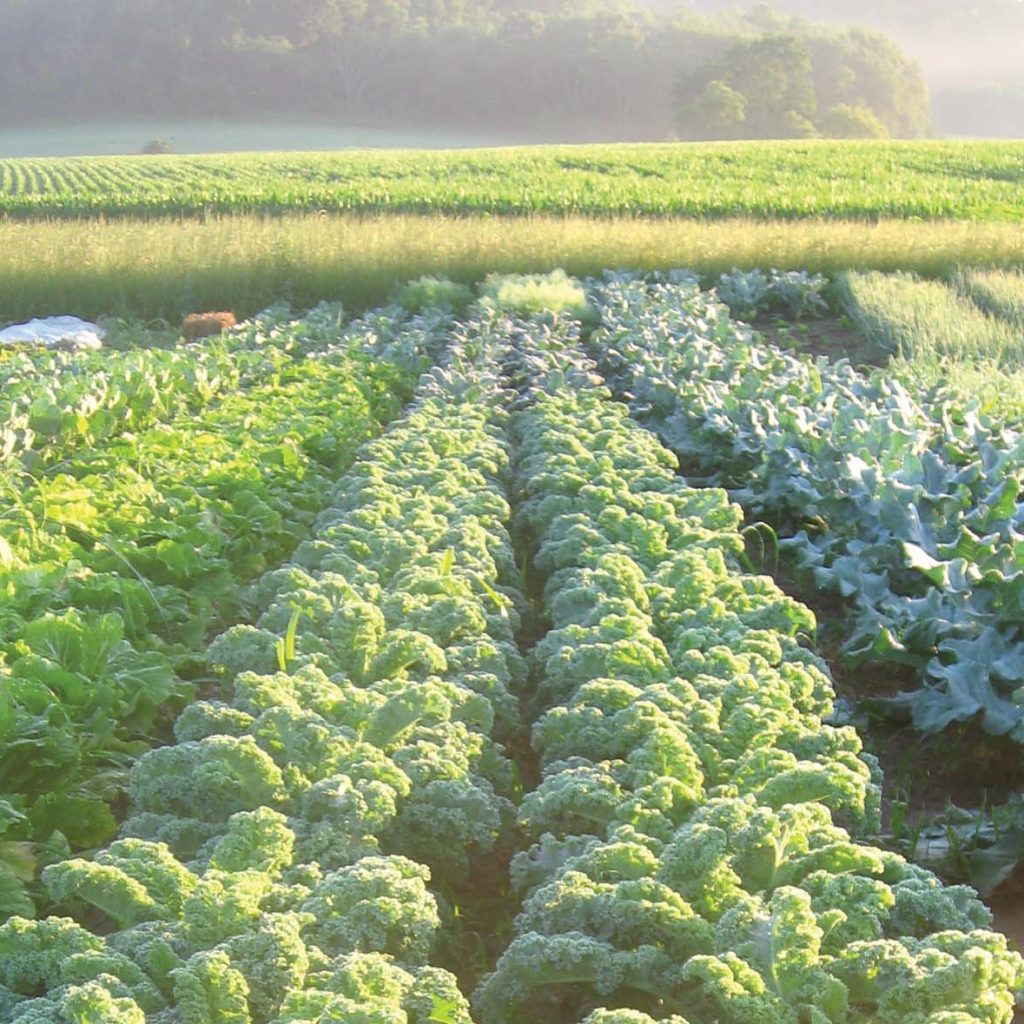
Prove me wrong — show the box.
[588,271,1024,742]
[0,308,332,468]
[0,307,443,915]
[0,299,449,471]
[0,309,527,1022]
[474,314,1020,1024]
[4,292,1022,1022]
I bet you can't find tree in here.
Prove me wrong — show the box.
[782,109,818,138]
[0,0,931,143]
[823,103,888,138]
[808,28,929,137]
[678,79,746,139]
[677,32,818,139]
[673,18,929,141]
[721,34,817,136]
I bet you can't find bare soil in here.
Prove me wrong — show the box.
[753,314,886,367]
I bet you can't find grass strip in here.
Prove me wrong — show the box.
[2,214,1024,325]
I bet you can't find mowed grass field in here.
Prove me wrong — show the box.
[1,140,1024,219]
[1,139,1023,323]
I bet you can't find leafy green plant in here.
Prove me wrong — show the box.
[479,270,593,319]
[0,308,526,1023]
[717,268,830,320]
[477,318,1018,1024]
[590,272,1024,744]
[389,275,473,314]
[4,290,1023,1024]
[0,306,424,890]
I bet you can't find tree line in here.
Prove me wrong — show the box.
[0,0,931,142]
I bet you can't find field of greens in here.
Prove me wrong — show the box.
[3,267,1024,1023]
[1,141,1024,220]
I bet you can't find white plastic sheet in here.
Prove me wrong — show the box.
[0,316,104,350]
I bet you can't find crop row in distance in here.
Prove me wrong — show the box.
[0,141,1023,220]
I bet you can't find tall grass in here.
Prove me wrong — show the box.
[956,268,1024,327]
[837,269,1024,421]
[2,214,1023,325]
[836,271,1022,365]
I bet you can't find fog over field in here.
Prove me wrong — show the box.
[680,0,1024,135]
[1,0,1020,153]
